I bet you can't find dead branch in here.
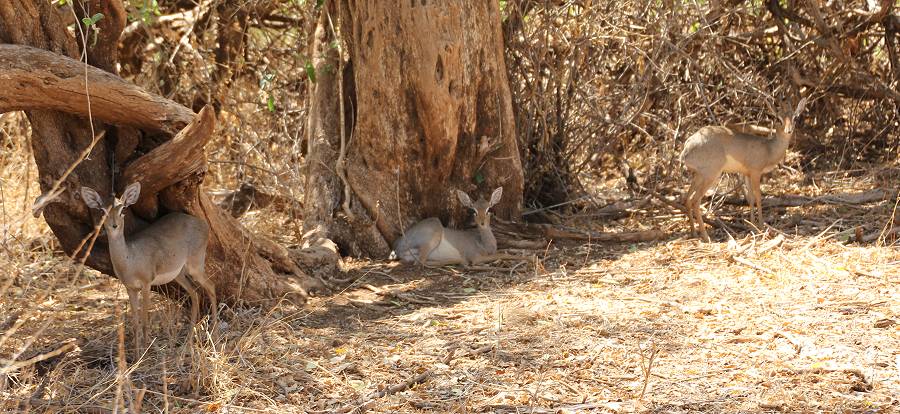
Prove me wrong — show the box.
[122,105,214,199]
[0,44,192,134]
[720,189,895,208]
[14,398,112,414]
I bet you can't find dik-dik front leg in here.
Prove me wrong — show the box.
[748,172,764,226]
[125,287,145,350]
[140,284,151,349]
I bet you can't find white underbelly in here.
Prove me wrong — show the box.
[428,237,463,261]
[151,267,183,285]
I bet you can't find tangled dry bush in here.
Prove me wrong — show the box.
[504,0,899,209]
[94,0,900,214]
[116,0,318,241]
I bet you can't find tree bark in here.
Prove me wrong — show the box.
[303,0,524,257]
[0,0,312,305]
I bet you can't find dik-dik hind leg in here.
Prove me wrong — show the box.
[690,176,716,242]
[140,284,152,347]
[683,172,709,237]
[414,231,444,268]
[681,187,697,236]
[186,258,218,329]
[173,271,200,328]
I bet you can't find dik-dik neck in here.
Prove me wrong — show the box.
[106,230,133,275]
[476,224,497,254]
[770,127,793,163]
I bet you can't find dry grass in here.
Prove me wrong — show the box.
[2,106,898,412]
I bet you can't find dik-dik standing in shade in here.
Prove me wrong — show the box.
[681,96,808,241]
[392,187,503,266]
[81,182,217,350]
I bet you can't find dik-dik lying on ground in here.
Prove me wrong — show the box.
[680,97,808,241]
[392,187,503,266]
[81,182,217,350]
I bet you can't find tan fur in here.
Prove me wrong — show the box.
[81,182,217,350]
[680,97,807,241]
[392,187,503,266]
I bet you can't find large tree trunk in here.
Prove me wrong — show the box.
[0,0,313,305]
[304,1,524,257]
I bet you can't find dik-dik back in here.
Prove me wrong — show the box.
[680,126,789,177]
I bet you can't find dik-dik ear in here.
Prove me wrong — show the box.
[456,190,474,209]
[80,187,105,210]
[489,187,503,207]
[120,182,141,207]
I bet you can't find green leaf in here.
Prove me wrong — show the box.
[82,12,104,27]
[474,171,485,184]
[267,95,276,112]
[315,0,325,9]
[304,61,317,83]
[56,0,68,5]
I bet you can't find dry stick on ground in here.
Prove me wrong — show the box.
[773,331,807,354]
[16,399,112,414]
[720,188,895,208]
[327,370,434,414]
[729,254,776,275]
[755,234,785,255]
[0,340,78,375]
[638,342,658,401]
[779,366,871,388]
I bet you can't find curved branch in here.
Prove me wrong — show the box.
[123,105,215,197]
[0,44,192,134]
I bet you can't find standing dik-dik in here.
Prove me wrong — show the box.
[392,187,503,266]
[680,97,807,241]
[81,182,217,350]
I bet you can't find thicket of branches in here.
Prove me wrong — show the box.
[77,0,900,214]
[503,0,898,208]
